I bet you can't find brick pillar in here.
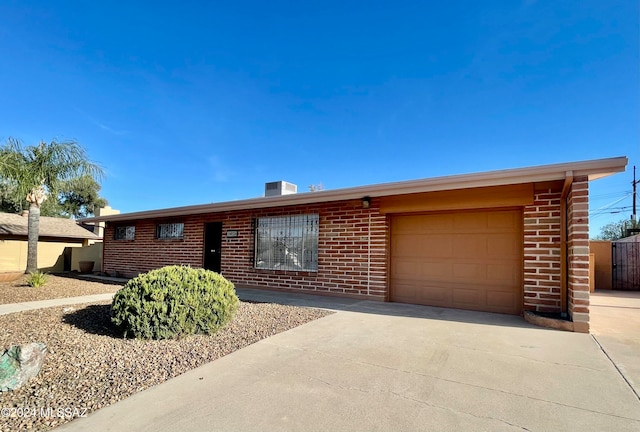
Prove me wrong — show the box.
[567,177,590,333]
[523,188,562,313]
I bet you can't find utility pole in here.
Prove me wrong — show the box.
[634,165,638,223]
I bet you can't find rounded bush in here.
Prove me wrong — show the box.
[111,265,239,340]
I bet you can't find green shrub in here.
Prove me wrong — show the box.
[111,265,239,340]
[26,271,48,287]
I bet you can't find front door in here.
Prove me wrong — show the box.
[203,222,222,273]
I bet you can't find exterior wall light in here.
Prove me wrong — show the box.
[362,196,371,209]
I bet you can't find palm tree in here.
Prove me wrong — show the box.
[0,138,104,273]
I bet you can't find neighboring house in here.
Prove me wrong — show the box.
[0,212,100,273]
[83,157,628,333]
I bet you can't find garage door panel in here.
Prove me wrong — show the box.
[391,210,522,315]
[391,282,418,303]
[391,236,416,257]
[488,236,520,256]
[488,210,518,227]
[452,262,485,280]
[487,263,520,283]
[422,262,452,280]
[424,236,453,257]
[486,290,519,313]
[418,284,450,304]
[393,282,450,304]
[394,214,455,233]
[391,260,419,278]
[452,236,485,258]
[421,215,454,233]
[392,235,453,258]
[392,260,453,281]
[452,288,480,306]
[453,213,487,231]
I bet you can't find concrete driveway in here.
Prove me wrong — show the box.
[58,289,640,432]
[590,290,640,400]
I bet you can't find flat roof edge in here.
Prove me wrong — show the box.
[82,156,628,223]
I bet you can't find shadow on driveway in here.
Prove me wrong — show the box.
[236,287,540,330]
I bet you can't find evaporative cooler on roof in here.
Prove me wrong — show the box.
[264,181,297,197]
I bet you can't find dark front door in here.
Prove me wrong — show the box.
[204,222,222,273]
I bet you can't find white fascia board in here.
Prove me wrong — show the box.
[81,156,627,223]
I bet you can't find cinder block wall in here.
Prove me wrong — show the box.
[523,186,562,313]
[0,239,83,272]
[70,242,103,272]
[103,198,389,300]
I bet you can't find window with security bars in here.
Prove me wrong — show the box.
[156,222,184,239]
[255,214,319,271]
[114,225,135,240]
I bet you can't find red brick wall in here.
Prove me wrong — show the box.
[523,186,562,313]
[567,177,590,332]
[103,183,586,317]
[103,198,389,300]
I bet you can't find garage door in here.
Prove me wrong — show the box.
[390,209,522,314]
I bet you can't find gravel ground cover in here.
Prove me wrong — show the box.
[0,278,332,431]
[0,274,122,305]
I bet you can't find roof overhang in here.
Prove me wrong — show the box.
[82,156,628,223]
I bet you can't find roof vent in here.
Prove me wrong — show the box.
[265,181,297,197]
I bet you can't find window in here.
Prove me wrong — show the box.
[114,225,135,240]
[255,214,319,271]
[156,222,184,239]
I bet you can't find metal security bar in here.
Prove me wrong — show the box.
[255,214,319,271]
[156,222,184,239]
[114,225,135,240]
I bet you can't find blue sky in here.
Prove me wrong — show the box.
[0,1,637,237]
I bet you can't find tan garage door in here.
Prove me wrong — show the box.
[390,209,522,314]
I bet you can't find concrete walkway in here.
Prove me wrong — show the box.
[44,288,639,432]
[0,293,115,315]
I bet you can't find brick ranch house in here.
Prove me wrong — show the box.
[84,157,627,332]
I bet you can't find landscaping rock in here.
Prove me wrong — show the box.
[0,342,47,392]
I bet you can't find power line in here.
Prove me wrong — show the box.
[633,165,639,221]
[589,192,633,214]
[590,208,633,217]
[590,190,633,200]
[590,206,633,213]
[590,206,634,221]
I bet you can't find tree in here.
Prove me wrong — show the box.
[56,175,108,218]
[594,218,640,241]
[0,174,108,218]
[0,179,22,213]
[0,138,104,273]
